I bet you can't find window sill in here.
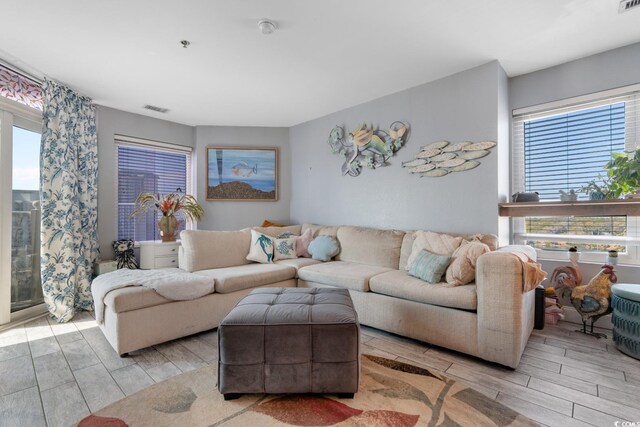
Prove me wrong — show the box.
[499,199,640,217]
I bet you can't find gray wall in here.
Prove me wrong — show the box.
[96,106,195,259]
[510,41,640,283]
[194,126,290,231]
[289,61,509,239]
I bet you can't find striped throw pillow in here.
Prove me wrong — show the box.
[408,249,452,283]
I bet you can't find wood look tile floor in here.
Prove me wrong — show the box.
[0,313,639,427]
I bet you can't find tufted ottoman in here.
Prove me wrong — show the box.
[612,284,640,360]
[218,287,360,400]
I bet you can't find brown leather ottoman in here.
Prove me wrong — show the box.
[218,287,360,400]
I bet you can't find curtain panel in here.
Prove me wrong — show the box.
[40,78,99,322]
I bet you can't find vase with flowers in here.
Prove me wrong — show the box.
[130,188,204,242]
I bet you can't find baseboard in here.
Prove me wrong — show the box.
[561,306,612,330]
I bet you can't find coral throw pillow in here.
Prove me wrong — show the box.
[247,230,274,263]
[406,231,464,269]
[274,237,297,260]
[308,236,340,262]
[260,220,286,227]
[295,229,314,258]
[445,240,491,286]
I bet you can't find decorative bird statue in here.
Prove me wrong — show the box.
[570,264,617,338]
[550,260,583,291]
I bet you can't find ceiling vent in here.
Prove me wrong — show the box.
[619,0,640,13]
[143,104,169,113]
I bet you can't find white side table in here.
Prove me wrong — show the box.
[139,240,180,269]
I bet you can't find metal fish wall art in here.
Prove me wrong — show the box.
[328,121,409,177]
[404,139,496,177]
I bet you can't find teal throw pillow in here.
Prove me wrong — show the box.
[308,236,340,262]
[408,249,452,283]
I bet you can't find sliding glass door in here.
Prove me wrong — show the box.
[0,107,45,325]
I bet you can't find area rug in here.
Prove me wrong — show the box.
[76,355,535,426]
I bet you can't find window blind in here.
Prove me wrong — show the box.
[512,88,640,258]
[116,139,192,242]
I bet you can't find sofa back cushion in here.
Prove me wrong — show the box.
[335,226,405,269]
[399,231,499,270]
[301,223,339,238]
[180,229,252,272]
[252,225,302,237]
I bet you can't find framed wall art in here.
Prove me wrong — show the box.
[206,146,278,201]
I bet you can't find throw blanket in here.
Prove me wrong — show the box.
[508,252,547,292]
[92,268,215,324]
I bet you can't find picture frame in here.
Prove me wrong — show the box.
[206,146,278,201]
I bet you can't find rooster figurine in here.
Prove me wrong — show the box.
[570,264,617,338]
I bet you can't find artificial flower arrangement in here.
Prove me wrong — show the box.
[130,188,204,242]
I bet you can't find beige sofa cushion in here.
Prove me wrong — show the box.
[297,261,392,292]
[193,263,296,294]
[275,258,322,274]
[301,223,339,237]
[104,286,172,313]
[369,270,477,310]
[180,229,251,272]
[335,226,405,269]
[406,231,464,269]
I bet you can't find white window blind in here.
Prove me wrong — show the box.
[116,137,193,242]
[512,87,640,263]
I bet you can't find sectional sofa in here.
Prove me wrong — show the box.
[97,224,536,368]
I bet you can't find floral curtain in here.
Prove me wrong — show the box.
[40,78,99,322]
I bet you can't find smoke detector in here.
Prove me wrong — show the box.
[258,19,277,35]
[143,104,169,113]
[619,0,640,13]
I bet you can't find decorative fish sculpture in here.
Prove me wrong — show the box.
[421,141,450,151]
[402,158,428,168]
[231,161,258,177]
[430,153,456,163]
[436,158,466,168]
[408,163,436,174]
[459,150,490,160]
[463,141,496,151]
[415,148,441,159]
[450,161,480,172]
[421,169,449,177]
[442,142,471,152]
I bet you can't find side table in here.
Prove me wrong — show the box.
[139,240,180,269]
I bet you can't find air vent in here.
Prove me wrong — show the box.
[619,0,640,13]
[143,104,169,113]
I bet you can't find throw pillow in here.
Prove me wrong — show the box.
[406,231,464,268]
[246,230,274,263]
[260,220,286,227]
[408,249,452,283]
[445,241,491,286]
[308,236,340,262]
[295,229,314,257]
[276,232,295,238]
[274,237,297,260]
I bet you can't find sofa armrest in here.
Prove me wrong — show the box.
[475,251,535,368]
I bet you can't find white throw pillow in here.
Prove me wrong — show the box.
[274,237,297,260]
[406,230,464,269]
[246,230,274,263]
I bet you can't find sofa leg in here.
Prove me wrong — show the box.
[337,393,354,399]
[224,393,241,401]
[120,352,129,358]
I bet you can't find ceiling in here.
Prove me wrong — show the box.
[1,0,639,127]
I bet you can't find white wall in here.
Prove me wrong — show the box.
[510,41,640,284]
[194,126,290,231]
[96,106,195,259]
[289,61,509,238]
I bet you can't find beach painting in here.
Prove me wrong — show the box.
[206,147,278,201]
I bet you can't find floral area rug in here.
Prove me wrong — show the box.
[77,355,535,427]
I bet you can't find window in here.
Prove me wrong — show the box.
[512,87,640,264]
[116,136,193,242]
